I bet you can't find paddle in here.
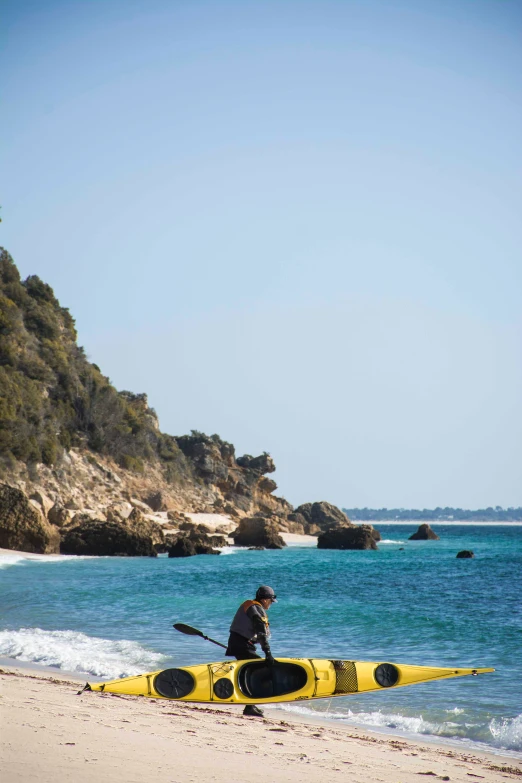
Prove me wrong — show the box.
[173,622,228,650]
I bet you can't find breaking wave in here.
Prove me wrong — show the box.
[270,703,522,754]
[489,714,522,752]
[0,627,166,679]
[216,546,249,555]
[0,553,89,570]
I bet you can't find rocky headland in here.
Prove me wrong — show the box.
[0,248,379,555]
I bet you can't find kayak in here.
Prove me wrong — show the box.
[85,658,494,704]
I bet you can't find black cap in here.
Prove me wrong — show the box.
[256,585,277,602]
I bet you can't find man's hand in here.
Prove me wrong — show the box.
[265,653,276,667]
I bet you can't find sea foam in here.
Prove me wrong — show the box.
[0,627,166,679]
[0,553,89,570]
[271,703,522,754]
[489,714,522,752]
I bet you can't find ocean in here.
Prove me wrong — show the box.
[1,523,520,757]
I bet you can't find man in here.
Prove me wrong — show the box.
[226,585,277,717]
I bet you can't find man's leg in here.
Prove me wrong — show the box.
[237,652,264,717]
[228,635,265,718]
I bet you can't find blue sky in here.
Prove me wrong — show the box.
[1,0,521,508]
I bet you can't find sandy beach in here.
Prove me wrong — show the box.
[1,665,519,783]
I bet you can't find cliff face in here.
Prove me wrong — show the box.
[0,248,288,522]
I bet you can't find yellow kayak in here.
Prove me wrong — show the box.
[85,658,494,704]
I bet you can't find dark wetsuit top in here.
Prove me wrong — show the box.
[226,600,272,659]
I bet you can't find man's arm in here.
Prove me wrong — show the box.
[246,605,273,656]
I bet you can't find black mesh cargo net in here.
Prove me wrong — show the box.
[332,661,359,694]
[154,668,195,698]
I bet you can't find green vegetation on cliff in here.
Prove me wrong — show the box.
[0,247,191,478]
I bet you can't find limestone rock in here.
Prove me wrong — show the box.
[108,501,132,519]
[168,528,221,557]
[127,508,165,551]
[231,517,286,549]
[48,502,73,528]
[0,483,61,554]
[223,493,251,513]
[60,513,160,556]
[278,518,305,534]
[185,527,221,550]
[369,525,381,542]
[236,453,275,474]
[105,507,125,523]
[258,476,278,494]
[29,499,44,515]
[295,501,351,532]
[317,524,378,550]
[179,520,211,534]
[166,510,190,524]
[29,490,54,518]
[209,534,228,547]
[287,512,308,528]
[409,524,440,541]
[167,524,224,557]
[144,491,168,512]
[168,537,198,557]
[168,434,288,520]
[456,550,474,558]
[175,434,233,482]
[214,523,235,534]
[130,497,153,514]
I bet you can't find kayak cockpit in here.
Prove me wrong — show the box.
[238,661,308,698]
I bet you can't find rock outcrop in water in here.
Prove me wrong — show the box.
[0,483,60,554]
[409,524,440,540]
[287,501,382,550]
[168,537,199,557]
[168,526,222,557]
[59,511,162,556]
[317,523,379,550]
[231,516,286,549]
[456,550,474,558]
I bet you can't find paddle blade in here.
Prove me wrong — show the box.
[173,623,204,638]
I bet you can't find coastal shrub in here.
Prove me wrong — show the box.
[41,437,59,466]
[119,454,145,473]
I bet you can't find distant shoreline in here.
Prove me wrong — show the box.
[344,507,522,523]
[351,520,522,526]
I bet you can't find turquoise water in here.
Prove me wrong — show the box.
[1,524,521,755]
